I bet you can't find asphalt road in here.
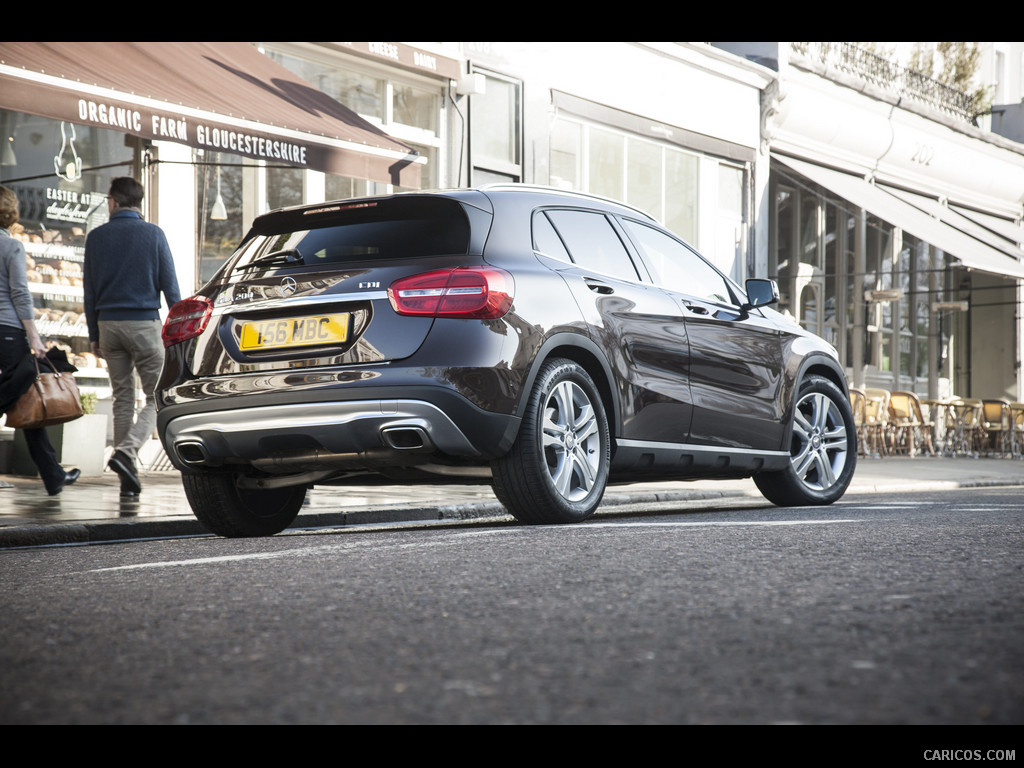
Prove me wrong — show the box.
[1,487,1022,731]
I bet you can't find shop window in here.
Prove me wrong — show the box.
[898,241,914,381]
[823,204,848,349]
[916,299,930,379]
[1,109,136,395]
[267,49,387,124]
[801,283,820,332]
[470,70,522,184]
[715,163,746,283]
[864,217,895,372]
[267,167,304,212]
[326,174,370,202]
[196,153,243,285]
[773,183,796,316]
[550,120,581,189]
[551,116,701,247]
[264,44,443,193]
[800,194,820,268]
[587,126,624,202]
[627,137,663,223]
[665,149,698,245]
[394,83,440,136]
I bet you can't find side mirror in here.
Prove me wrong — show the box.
[742,278,779,312]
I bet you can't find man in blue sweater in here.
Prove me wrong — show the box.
[84,177,181,498]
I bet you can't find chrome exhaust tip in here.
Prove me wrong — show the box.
[381,426,431,450]
[175,440,211,466]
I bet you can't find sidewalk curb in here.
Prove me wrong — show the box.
[0,487,754,547]
[6,477,1023,548]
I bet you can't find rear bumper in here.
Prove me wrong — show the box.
[164,399,475,468]
[158,389,520,474]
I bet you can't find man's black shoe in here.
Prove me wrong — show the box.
[48,468,81,496]
[108,450,141,494]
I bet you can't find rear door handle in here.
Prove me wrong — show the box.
[585,279,614,295]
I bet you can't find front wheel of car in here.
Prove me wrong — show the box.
[492,358,610,525]
[181,470,306,537]
[754,374,857,507]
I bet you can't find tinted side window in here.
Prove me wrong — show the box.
[623,219,734,305]
[546,210,640,282]
[532,211,571,262]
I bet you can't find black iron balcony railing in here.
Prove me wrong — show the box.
[791,42,977,123]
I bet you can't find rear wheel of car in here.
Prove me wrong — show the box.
[181,470,306,537]
[754,374,856,507]
[492,358,610,524]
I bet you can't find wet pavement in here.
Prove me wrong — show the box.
[1,449,1022,547]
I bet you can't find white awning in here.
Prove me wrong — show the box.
[879,185,1024,262]
[949,204,1024,249]
[776,155,1024,281]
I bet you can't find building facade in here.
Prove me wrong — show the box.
[2,41,1021,419]
[715,42,1024,402]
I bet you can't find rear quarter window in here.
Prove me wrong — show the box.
[543,209,640,282]
[532,211,571,261]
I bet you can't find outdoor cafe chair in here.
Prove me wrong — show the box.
[946,398,985,457]
[889,391,934,456]
[981,399,1013,456]
[863,388,891,457]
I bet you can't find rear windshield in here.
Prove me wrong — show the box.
[231,197,470,274]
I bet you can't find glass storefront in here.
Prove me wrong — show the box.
[550,116,702,246]
[263,44,442,195]
[1,109,138,395]
[771,169,957,393]
[190,44,446,289]
[470,70,523,184]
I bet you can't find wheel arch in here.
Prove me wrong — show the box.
[517,332,620,435]
[797,353,849,396]
[775,351,850,452]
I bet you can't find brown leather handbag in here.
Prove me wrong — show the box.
[4,356,84,429]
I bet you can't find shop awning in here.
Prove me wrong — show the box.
[878,184,1024,262]
[0,42,424,187]
[776,155,1024,281]
[949,204,1024,249]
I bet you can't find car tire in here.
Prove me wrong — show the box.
[492,358,610,525]
[181,470,306,537]
[754,374,857,507]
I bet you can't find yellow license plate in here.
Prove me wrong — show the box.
[239,313,349,351]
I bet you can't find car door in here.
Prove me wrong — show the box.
[533,208,693,444]
[619,217,787,451]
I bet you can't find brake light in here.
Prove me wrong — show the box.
[162,297,213,347]
[388,267,514,319]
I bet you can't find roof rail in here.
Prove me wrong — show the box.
[474,182,655,220]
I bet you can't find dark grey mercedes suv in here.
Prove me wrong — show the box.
[157,184,856,537]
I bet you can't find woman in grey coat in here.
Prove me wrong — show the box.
[0,185,80,495]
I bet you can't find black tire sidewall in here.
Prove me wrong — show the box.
[494,359,610,524]
[755,374,857,506]
[181,470,306,537]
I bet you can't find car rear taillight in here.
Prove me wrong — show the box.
[388,267,514,319]
[162,297,213,347]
